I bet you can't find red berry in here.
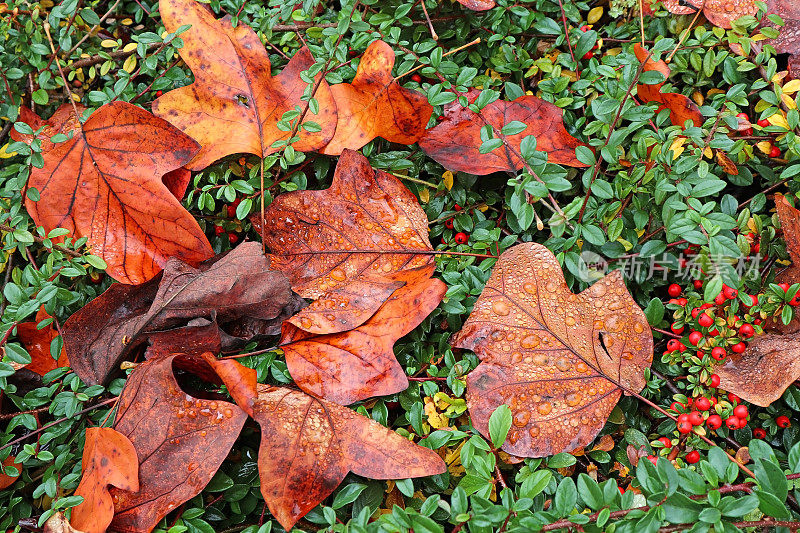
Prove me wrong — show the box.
[708,328,719,337]
[454,232,469,245]
[227,204,237,218]
[733,404,749,419]
[688,331,703,346]
[677,420,693,434]
[214,225,225,236]
[685,450,701,464]
[731,342,746,354]
[753,428,767,439]
[698,314,713,328]
[667,339,682,352]
[688,411,704,426]
[752,243,760,253]
[445,218,454,229]
[714,292,726,305]
[583,51,594,59]
[779,283,791,292]
[706,414,723,430]
[777,415,791,428]
[677,297,688,306]
[791,294,800,307]
[580,24,591,31]
[228,232,238,244]
[618,486,625,494]
[671,401,685,412]
[89,271,104,284]
[668,283,682,297]
[770,145,781,158]
[728,392,740,404]
[678,413,690,423]
[155,90,163,97]
[710,374,721,388]
[754,318,762,325]
[757,118,769,127]
[647,454,658,466]
[711,346,726,360]
[693,280,703,289]
[739,323,755,338]
[453,204,463,211]
[723,285,738,299]
[411,73,422,83]
[658,437,672,449]
[736,112,749,120]
[695,397,711,411]
[671,323,684,334]
[726,416,741,430]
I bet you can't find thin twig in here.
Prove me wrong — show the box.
[0,223,82,258]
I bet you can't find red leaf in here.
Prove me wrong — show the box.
[15,306,69,377]
[418,89,589,175]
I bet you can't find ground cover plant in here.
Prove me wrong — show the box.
[2,0,800,531]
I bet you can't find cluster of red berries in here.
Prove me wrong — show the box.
[445,204,470,245]
[670,390,750,433]
[579,25,600,60]
[735,112,780,157]
[214,197,243,244]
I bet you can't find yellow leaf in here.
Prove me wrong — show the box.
[751,33,767,42]
[768,112,790,130]
[122,42,138,53]
[781,93,797,110]
[691,91,704,106]
[669,137,686,158]
[424,397,450,430]
[605,47,622,56]
[587,6,603,24]
[755,100,771,112]
[100,39,118,48]
[784,79,800,94]
[703,146,713,159]
[121,18,133,25]
[442,170,454,190]
[0,143,17,158]
[707,88,725,97]
[756,140,773,154]
[419,188,430,204]
[122,55,137,73]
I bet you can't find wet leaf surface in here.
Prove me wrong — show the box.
[257,149,434,335]
[634,44,703,129]
[418,89,589,175]
[452,243,653,457]
[15,306,69,376]
[110,354,249,533]
[152,0,337,170]
[71,428,139,533]
[661,0,758,29]
[320,39,432,155]
[456,0,496,10]
[281,270,446,405]
[63,242,303,385]
[253,383,446,530]
[10,102,212,285]
[765,0,800,78]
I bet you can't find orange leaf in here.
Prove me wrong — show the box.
[633,44,703,129]
[258,149,435,335]
[16,306,69,376]
[0,455,22,490]
[152,0,337,170]
[253,383,446,530]
[281,272,446,405]
[452,243,653,457]
[110,354,249,532]
[661,0,758,29]
[10,102,212,285]
[71,427,139,533]
[320,40,432,155]
[418,89,589,175]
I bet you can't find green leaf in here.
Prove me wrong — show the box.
[488,404,512,448]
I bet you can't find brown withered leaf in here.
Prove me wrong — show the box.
[715,195,800,404]
[661,0,758,29]
[320,40,432,155]
[418,89,589,175]
[44,513,85,533]
[258,149,434,336]
[63,242,304,385]
[253,383,446,530]
[281,271,446,405]
[16,306,69,376]
[71,427,139,533]
[457,0,496,9]
[715,333,800,406]
[452,243,653,457]
[110,354,250,532]
[153,0,337,170]
[765,0,800,78]
[10,102,212,285]
[634,44,703,129]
